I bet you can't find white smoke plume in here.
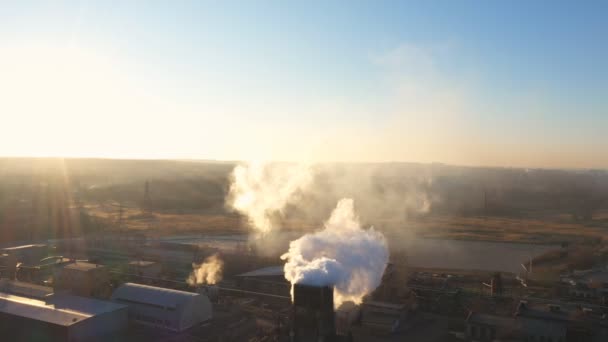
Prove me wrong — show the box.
[187,253,224,286]
[281,198,389,308]
[227,162,313,233]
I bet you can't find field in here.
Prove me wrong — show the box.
[82,202,608,248]
[411,211,608,244]
[1,158,607,247]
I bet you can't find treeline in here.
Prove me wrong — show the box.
[0,158,607,244]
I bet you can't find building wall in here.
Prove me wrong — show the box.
[2,245,47,265]
[0,311,69,342]
[69,308,128,342]
[54,266,110,298]
[115,297,180,330]
[518,317,566,342]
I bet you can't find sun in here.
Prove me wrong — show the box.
[0,44,143,158]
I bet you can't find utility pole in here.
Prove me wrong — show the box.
[118,202,124,230]
[143,180,151,214]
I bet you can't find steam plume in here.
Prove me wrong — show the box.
[227,162,313,233]
[281,198,389,308]
[187,253,224,286]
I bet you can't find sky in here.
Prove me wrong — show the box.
[0,1,606,168]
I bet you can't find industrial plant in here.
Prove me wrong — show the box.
[0,160,607,341]
[0,225,606,342]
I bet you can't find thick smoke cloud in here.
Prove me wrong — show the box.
[281,198,389,308]
[227,162,313,233]
[187,253,224,286]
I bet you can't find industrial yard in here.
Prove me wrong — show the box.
[0,224,607,341]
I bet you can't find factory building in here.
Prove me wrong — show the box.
[128,260,162,281]
[360,301,409,335]
[560,270,608,304]
[53,261,111,298]
[111,282,212,332]
[0,278,53,299]
[465,312,519,341]
[464,301,608,342]
[1,244,47,265]
[0,291,128,342]
[335,302,360,337]
[235,265,290,296]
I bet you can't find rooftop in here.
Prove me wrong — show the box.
[1,244,46,252]
[47,294,127,316]
[111,283,199,309]
[236,266,284,278]
[0,279,53,299]
[0,292,126,327]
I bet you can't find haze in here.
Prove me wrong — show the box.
[1,1,606,168]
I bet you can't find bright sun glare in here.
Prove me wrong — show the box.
[0,45,157,158]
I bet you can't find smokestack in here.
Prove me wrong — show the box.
[292,284,336,342]
[282,199,389,308]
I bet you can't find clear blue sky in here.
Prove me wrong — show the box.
[1,1,606,168]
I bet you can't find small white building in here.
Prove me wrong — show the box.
[0,292,128,341]
[111,282,212,332]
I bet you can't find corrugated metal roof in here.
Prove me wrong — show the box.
[236,266,284,278]
[111,283,198,309]
[0,292,127,326]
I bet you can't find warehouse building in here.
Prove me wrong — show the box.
[53,261,111,298]
[0,278,53,299]
[111,282,212,332]
[0,292,128,342]
[560,270,608,304]
[128,260,162,281]
[465,312,519,341]
[1,244,47,265]
[360,301,409,335]
[235,265,290,296]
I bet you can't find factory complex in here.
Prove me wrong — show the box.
[0,235,607,341]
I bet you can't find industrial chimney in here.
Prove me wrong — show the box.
[292,284,336,342]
